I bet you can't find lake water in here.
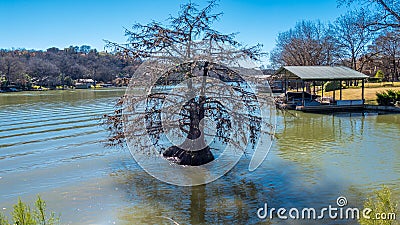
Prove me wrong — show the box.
[0,89,399,224]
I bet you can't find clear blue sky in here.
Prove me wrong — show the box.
[0,0,351,59]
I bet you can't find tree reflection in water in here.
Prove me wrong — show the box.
[111,158,355,225]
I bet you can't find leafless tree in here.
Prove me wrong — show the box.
[338,0,400,30]
[333,10,374,71]
[370,31,400,81]
[0,56,25,87]
[270,20,339,67]
[28,58,60,87]
[103,1,273,166]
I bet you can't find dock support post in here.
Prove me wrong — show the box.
[362,79,365,104]
[302,80,305,106]
[339,80,342,100]
[313,81,316,96]
[285,78,288,102]
[284,72,288,102]
[333,88,336,102]
[322,81,324,99]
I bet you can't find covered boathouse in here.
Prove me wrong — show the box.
[274,66,369,112]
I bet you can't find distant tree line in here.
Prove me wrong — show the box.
[271,0,400,82]
[0,45,140,90]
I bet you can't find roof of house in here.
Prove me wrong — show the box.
[77,78,95,83]
[274,66,369,80]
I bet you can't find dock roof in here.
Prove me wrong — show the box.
[275,66,369,80]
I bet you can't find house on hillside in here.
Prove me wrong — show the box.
[75,78,94,89]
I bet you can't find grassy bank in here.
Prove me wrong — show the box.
[318,82,400,104]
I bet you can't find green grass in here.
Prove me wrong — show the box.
[0,196,59,225]
[359,186,399,225]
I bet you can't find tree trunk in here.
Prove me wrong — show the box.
[163,62,214,166]
[393,58,397,82]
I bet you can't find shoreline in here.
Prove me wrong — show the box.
[0,86,127,93]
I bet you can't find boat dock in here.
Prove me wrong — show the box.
[274,66,369,113]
